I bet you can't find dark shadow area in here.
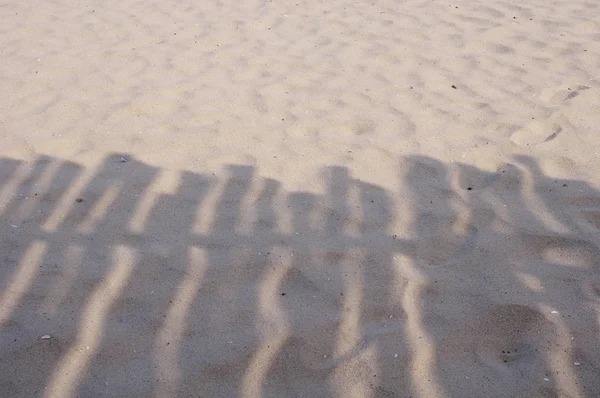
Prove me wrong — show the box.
[0,153,599,397]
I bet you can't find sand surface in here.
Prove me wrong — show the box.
[1,0,600,396]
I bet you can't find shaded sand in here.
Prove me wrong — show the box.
[1,0,600,397]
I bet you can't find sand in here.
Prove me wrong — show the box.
[1,0,599,396]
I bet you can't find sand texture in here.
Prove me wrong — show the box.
[1,0,600,397]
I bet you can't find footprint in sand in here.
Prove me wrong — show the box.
[437,304,558,397]
[509,120,563,146]
[510,85,599,147]
[475,304,554,370]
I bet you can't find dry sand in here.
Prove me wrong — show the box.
[1,0,600,396]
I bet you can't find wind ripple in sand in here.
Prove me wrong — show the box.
[1,0,600,396]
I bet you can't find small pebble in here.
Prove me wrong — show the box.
[120,157,129,163]
[574,362,581,366]
[41,335,51,340]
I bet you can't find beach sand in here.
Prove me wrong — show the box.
[1,0,599,396]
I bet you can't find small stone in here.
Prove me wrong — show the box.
[574,362,581,366]
[41,335,51,340]
[451,85,457,89]
[120,156,129,163]
[76,198,84,203]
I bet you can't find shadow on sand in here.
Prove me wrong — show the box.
[0,153,599,397]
